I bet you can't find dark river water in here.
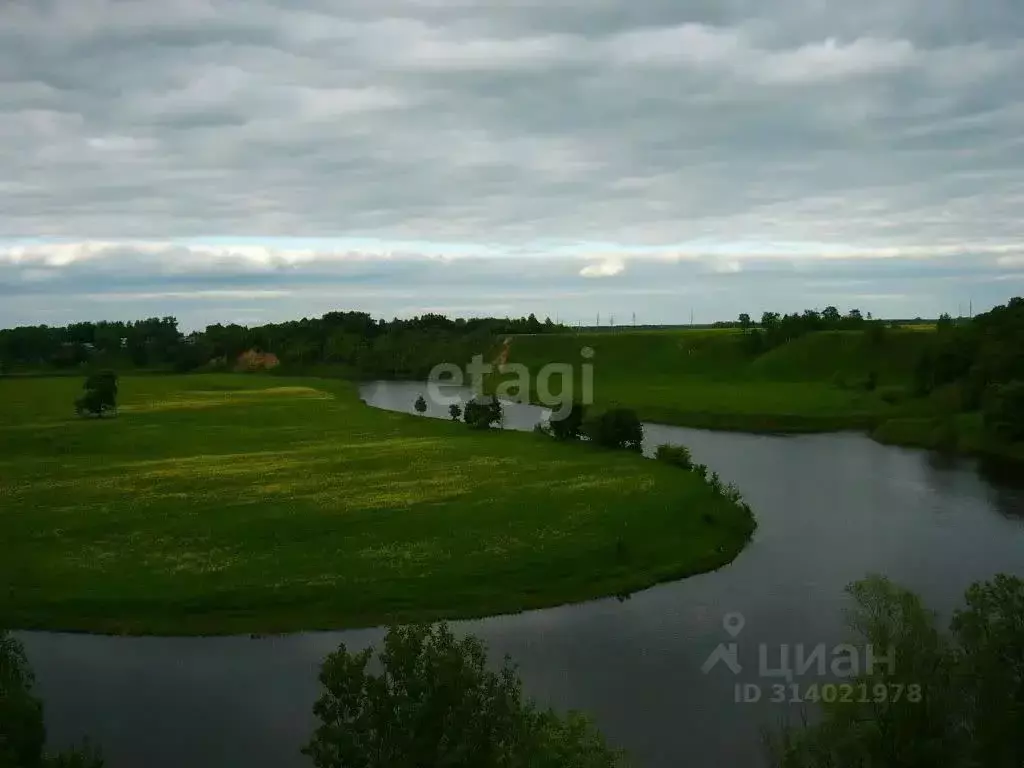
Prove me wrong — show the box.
[17,380,1024,767]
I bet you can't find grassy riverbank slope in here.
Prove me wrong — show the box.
[0,374,753,635]
[491,329,933,431]
[491,328,1024,462]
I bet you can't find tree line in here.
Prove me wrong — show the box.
[730,306,877,354]
[0,312,566,379]
[911,298,1024,441]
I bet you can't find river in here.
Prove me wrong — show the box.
[16,380,1024,767]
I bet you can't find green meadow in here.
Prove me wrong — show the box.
[492,329,940,433]
[0,374,753,635]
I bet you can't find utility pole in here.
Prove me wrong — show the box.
[596,312,600,327]
[690,309,694,327]
[610,314,615,327]
[632,311,636,327]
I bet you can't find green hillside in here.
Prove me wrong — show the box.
[745,330,931,383]
[490,328,936,432]
[498,329,752,380]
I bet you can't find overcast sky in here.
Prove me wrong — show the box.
[2,0,1023,330]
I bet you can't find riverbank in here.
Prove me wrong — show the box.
[0,374,754,635]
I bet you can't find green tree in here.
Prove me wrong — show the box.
[448,403,462,421]
[765,574,1024,768]
[583,408,643,452]
[75,371,117,417]
[912,350,935,396]
[655,443,693,469]
[173,336,213,372]
[303,624,626,768]
[983,381,1024,441]
[0,632,103,768]
[0,633,45,768]
[950,575,1024,767]
[865,321,887,347]
[744,328,765,355]
[738,313,752,332]
[549,403,586,441]
[463,396,502,430]
[414,394,428,414]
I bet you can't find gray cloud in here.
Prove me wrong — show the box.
[2,0,1023,324]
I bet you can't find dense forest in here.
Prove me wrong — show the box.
[0,312,565,380]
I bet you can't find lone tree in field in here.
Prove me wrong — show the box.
[448,403,462,421]
[304,624,625,768]
[414,394,428,414]
[738,313,752,332]
[75,370,118,418]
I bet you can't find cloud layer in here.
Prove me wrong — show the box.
[3,0,1024,325]
[2,240,1020,331]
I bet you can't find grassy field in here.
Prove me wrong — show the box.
[0,374,753,635]
[489,329,937,433]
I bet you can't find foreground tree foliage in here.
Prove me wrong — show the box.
[0,632,103,768]
[304,624,626,768]
[765,574,1024,768]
